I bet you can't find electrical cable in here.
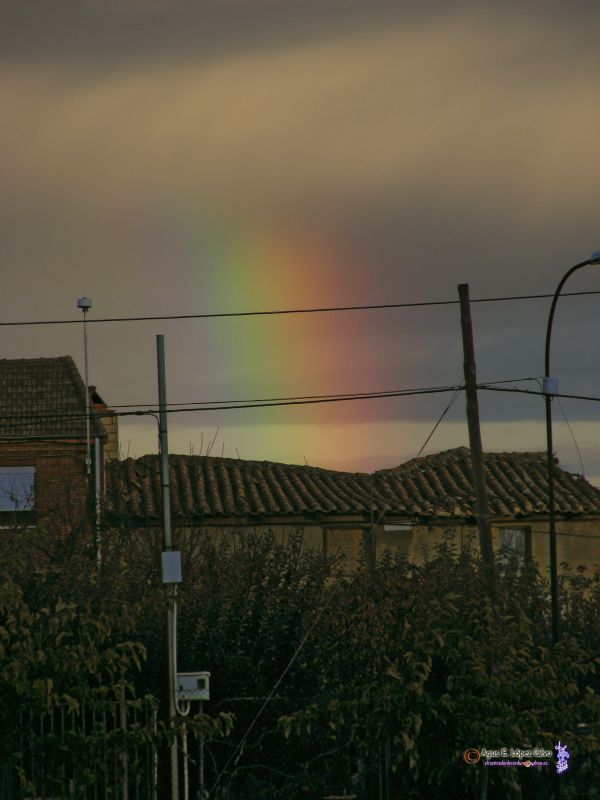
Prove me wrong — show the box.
[555,398,586,478]
[0,377,549,428]
[209,461,444,794]
[2,289,600,327]
[479,385,600,403]
[107,376,542,409]
[208,591,336,797]
[416,384,463,458]
[0,384,463,426]
[529,528,600,540]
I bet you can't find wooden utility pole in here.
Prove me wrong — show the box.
[458,284,498,604]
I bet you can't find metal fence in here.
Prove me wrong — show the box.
[1,698,158,800]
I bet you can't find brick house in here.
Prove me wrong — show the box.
[106,447,600,573]
[0,356,118,530]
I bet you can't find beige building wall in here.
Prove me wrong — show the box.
[167,517,600,575]
[381,520,600,574]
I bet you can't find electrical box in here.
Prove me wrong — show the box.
[176,671,210,702]
[161,550,182,584]
[543,377,558,395]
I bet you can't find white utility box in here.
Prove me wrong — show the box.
[176,671,210,702]
[161,550,182,584]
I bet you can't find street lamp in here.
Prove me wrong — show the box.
[545,252,600,645]
[77,297,92,476]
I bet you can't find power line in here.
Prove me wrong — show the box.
[0,376,545,426]
[108,376,539,409]
[416,384,463,458]
[2,289,600,327]
[209,592,335,796]
[555,398,586,478]
[479,385,600,403]
[2,379,600,432]
[0,384,463,426]
[530,528,600,540]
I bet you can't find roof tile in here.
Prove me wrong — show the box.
[105,447,600,523]
[0,356,105,439]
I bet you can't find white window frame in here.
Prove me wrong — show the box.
[499,526,531,572]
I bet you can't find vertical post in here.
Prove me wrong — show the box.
[119,684,129,800]
[83,309,91,475]
[545,393,560,645]
[182,724,189,800]
[153,705,159,800]
[543,255,599,644]
[479,766,488,800]
[199,701,205,799]
[95,437,102,566]
[157,335,172,552]
[157,335,179,800]
[458,284,497,605]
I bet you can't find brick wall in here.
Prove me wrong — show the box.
[0,441,94,529]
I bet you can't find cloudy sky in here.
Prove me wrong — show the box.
[2,0,600,478]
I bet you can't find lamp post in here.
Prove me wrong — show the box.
[545,252,600,645]
[77,297,93,476]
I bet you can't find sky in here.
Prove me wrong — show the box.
[2,0,600,479]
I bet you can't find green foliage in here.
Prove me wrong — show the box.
[173,532,600,799]
[272,544,600,799]
[2,521,600,799]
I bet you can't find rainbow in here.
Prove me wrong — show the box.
[171,215,364,400]
[141,209,409,456]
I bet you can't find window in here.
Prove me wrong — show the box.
[499,527,531,571]
[0,467,35,512]
[380,524,413,562]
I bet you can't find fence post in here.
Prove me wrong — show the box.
[120,685,129,799]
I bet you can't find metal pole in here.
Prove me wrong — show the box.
[157,335,172,551]
[199,701,205,800]
[157,335,179,800]
[458,284,497,605]
[182,723,189,800]
[119,684,129,800]
[544,257,595,645]
[95,437,102,566]
[83,309,91,475]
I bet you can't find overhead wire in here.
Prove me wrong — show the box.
[478,385,600,403]
[208,592,336,796]
[2,288,600,327]
[2,380,600,449]
[0,383,464,427]
[0,378,548,438]
[416,384,463,458]
[209,455,410,795]
[107,376,542,409]
[555,399,586,478]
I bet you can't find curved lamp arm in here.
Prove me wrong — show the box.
[545,255,600,381]
[544,250,600,645]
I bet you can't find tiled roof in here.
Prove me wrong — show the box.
[106,454,414,521]
[106,447,600,523]
[0,356,105,439]
[376,446,600,517]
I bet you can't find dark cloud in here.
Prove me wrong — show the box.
[3,0,599,69]
[2,0,600,470]
[1,0,402,68]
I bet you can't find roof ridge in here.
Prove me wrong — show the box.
[128,452,370,477]
[106,448,600,520]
